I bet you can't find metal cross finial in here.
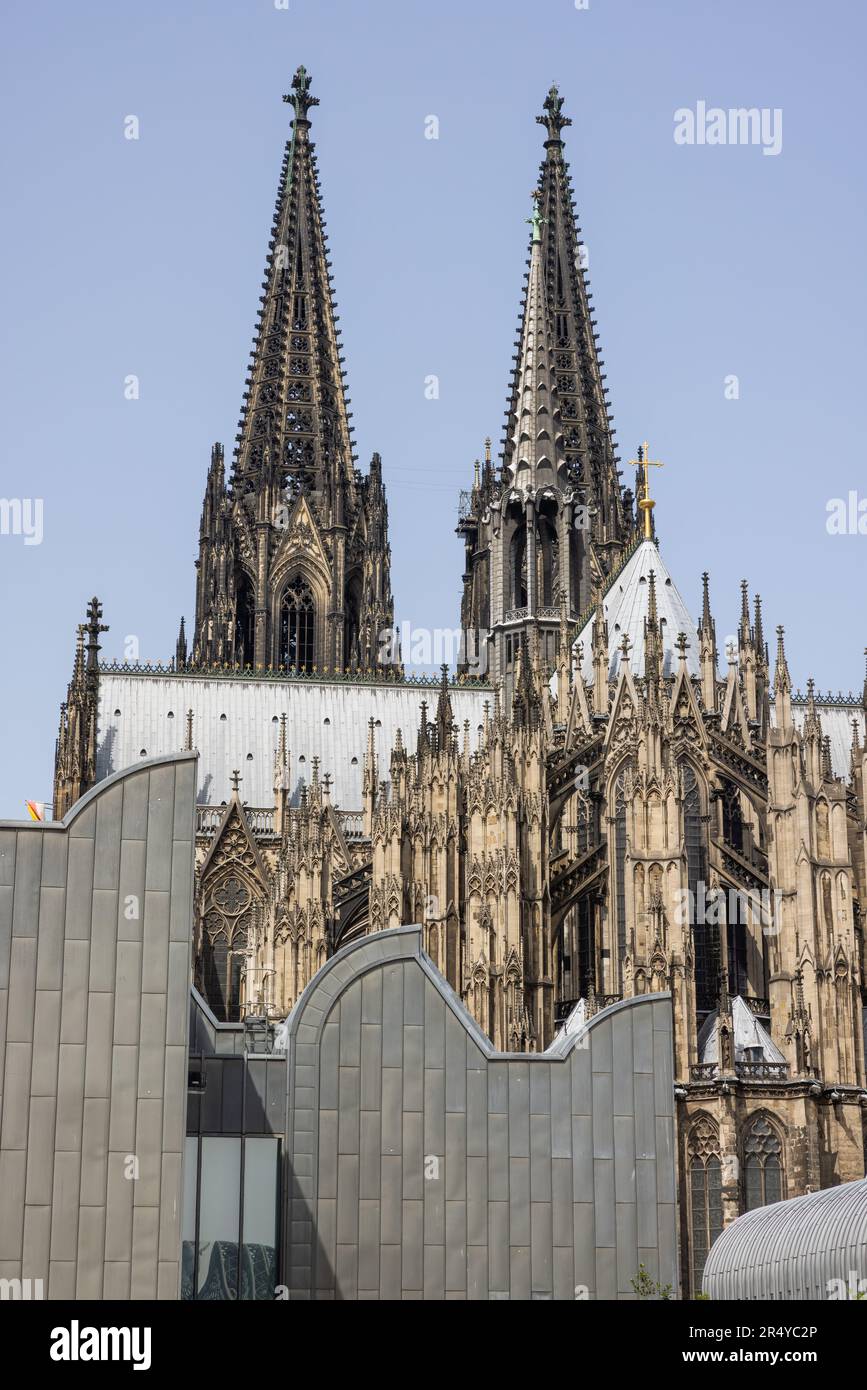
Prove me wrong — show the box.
[283,65,319,123]
[230,769,242,793]
[537,83,572,142]
[628,441,665,539]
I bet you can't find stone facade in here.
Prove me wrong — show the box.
[50,71,867,1294]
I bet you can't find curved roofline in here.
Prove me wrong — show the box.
[703,1176,867,1300]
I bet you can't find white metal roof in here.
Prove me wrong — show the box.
[697,996,786,1065]
[790,701,865,780]
[96,673,491,809]
[574,540,700,685]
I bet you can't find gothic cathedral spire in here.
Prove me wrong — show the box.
[458,84,636,688]
[192,67,397,675]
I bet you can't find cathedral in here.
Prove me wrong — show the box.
[51,69,867,1296]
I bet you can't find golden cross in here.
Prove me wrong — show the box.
[628,440,664,539]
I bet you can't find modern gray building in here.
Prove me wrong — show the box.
[1,753,679,1300]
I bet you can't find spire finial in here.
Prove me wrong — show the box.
[628,442,664,539]
[537,83,572,142]
[85,596,108,674]
[230,769,242,794]
[821,734,833,779]
[754,592,765,655]
[647,569,658,625]
[283,65,319,124]
[701,572,712,629]
[675,631,689,663]
[775,625,791,691]
[527,188,546,244]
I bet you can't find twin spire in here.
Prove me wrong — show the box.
[502,85,630,562]
[233,65,354,498]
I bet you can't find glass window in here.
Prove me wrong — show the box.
[682,763,717,1014]
[241,1137,280,1300]
[197,1137,241,1299]
[688,1117,723,1295]
[613,768,630,965]
[181,1136,198,1301]
[743,1114,784,1211]
[182,1135,281,1300]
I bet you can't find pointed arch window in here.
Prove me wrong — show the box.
[279,575,315,670]
[510,523,528,608]
[688,1116,723,1295]
[721,782,744,854]
[727,903,749,998]
[743,1114,784,1211]
[575,894,594,1000]
[682,762,716,1014]
[613,764,632,966]
[202,874,253,1022]
[536,514,559,606]
[344,571,363,669]
[235,573,255,666]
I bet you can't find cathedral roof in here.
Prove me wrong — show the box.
[697,996,786,1066]
[574,539,700,684]
[789,699,865,780]
[95,671,490,810]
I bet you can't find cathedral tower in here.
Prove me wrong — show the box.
[458,84,636,689]
[191,67,397,674]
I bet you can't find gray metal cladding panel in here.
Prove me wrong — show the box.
[0,754,196,1300]
[283,925,677,1300]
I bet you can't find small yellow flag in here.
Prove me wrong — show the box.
[25,801,45,822]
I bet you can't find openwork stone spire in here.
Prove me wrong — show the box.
[503,83,631,559]
[233,65,354,495]
[191,70,398,674]
[53,597,107,818]
[458,84,637,688]
[505,193,564,489]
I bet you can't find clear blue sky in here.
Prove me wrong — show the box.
[1,0,865,815]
